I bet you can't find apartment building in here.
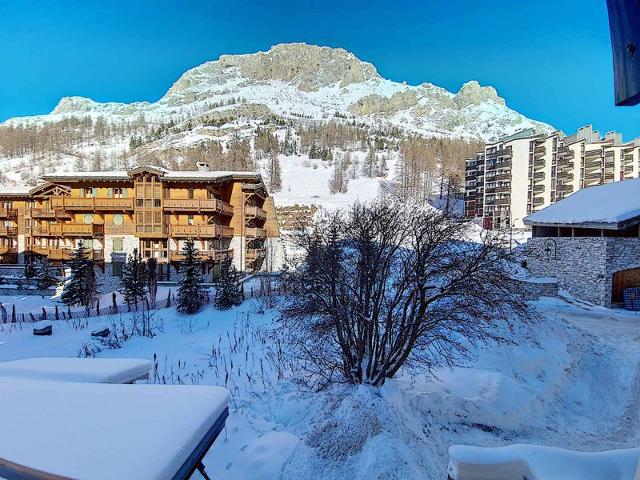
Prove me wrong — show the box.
[0,165,283,279]
[464,125,640,229]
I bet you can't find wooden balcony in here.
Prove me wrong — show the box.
[51,197,134,211]
[30,223,104,237]
[104,224,136,235]
[245,248,266,261]
[0,245,17,255]
[30,247,104,262]
[0,226,17,237]
[163,198,234,214]
[169,249,233,262]
[170,224,234,238]
[31,208,73,220]
[0,208,17,219]
[135,224,168,238]
[245,205,267,220]
[245,227,266,238]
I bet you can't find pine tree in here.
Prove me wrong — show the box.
[147,257,158,306]
[120,248,147,309]
[215,257,242,310]
[177,239,207,314]
[329,153,348,194]
[362,149,376,177]
[61,241,97,307]
[34,258,58,291]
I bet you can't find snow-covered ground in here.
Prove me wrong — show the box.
[1,294,639,479]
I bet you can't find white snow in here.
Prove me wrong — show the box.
[0,377,229,480]
[524,178,640,226]
[0,357,151,383]
[0,294,638,479]
[448,444,639,480]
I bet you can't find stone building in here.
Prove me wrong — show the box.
[523,178,640,307]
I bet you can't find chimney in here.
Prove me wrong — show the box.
[196,161,209,172]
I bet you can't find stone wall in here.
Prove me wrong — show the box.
[512,277,559,301]
[524,237,640,307]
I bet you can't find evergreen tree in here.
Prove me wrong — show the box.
[120,248,147,309]
[61,241,97,307]
[362,149,377,177]
[34,258,58,291]
[215,257,242,310]
[147,257,158,306]
[177,239,207,314]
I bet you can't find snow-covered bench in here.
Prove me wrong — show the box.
[0,377,230,480]
[448,444,640,480]
[0,357,152,384]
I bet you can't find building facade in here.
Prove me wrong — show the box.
[0,166,283,279]
[464,125,640,229]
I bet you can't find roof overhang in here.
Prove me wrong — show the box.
[524,215,640,231]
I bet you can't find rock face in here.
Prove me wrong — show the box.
[454,81,505,108]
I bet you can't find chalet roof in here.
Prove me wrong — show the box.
[40,166,262,183]
[0,186,33,196]
[524,178,640,230]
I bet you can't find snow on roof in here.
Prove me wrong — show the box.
[0,357,151,384]
[0,377,229,480]
[524,178,640,228]
[41,166,260,182]
[0,185,33,195]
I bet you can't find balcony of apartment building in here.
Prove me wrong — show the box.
[28,223,104,237]
[169,248,233,263]
[30,246,104,262]
[532,184,545,194]
[169,224,234,238]
[533,145,546,158]
[50,196,135,211]
[556,171,574,182]
[495,197,511,206]
[244,227,267,238]
[30,208,72,220]
[495,185,511,194]
[162,198,234,215]
[532,197,545,207]
[0,208,17,219]
[0,226,18,237]
[484,195,496,206]
[557,183,574,195]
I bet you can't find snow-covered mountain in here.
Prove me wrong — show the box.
[6,43,551,139]
[0,43,553,206]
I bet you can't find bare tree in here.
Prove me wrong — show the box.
[278,200,526,388]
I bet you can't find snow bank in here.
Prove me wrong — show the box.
[447,444,640,480]
[0,377,229,480]
[0,357,152,383]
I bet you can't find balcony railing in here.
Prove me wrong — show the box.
[245,205,267,219]
[245,248,266,261]
[30,247,104,261]
[0,245,17,255]
[0,208,17,219]
[31,208,73,220]
[169,249,233,262]
[245,227,266,238]
[0,226,17,237]
[169,224,234,238]
[496,198,511,206]
[49,223,104,237]
[163,198,234,214]
[104,224,136,235]
[51,197,134,211]
[135,224,169,238]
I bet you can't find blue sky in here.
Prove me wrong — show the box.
[1,0,639,139]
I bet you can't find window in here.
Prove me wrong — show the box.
[113,237,123,252]
[83,214,93,224]
[188,215,194,225]
[83,188,95,198]
[112,214,123,225]
[188,188,194,199]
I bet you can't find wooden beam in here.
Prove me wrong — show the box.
[606,0,640,105]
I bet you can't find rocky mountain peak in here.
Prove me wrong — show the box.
[51,96,98,114]
[454,81,505,108]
